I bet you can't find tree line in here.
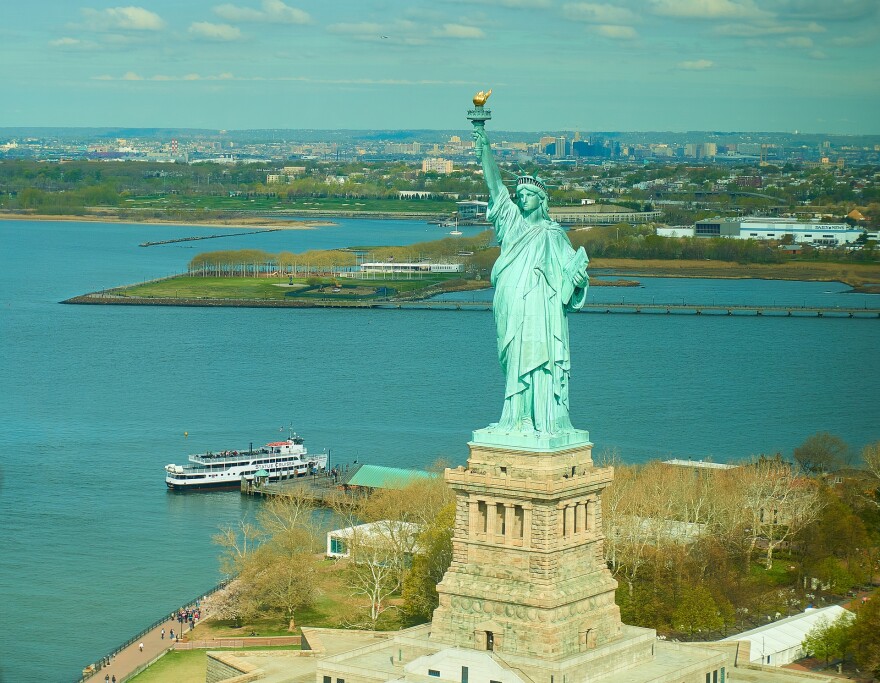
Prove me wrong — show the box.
[210,433,878,640]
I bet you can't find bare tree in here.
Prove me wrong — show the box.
[343,520,411,628]
[213,520,263,577]
[737,458,825,569]
[862,441,880,507]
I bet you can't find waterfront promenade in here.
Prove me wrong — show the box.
[82,611,192,683]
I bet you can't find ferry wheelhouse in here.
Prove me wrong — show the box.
[165,434,328,491]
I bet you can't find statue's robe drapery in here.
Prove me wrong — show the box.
[488,192,589,434]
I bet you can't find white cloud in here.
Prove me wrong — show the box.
[649,0,769,20]
[445,0,551,6]
[782,36,813,48]
[91,73,478,85]
[677,59,715,69]
[563,3,637,24]
[213,0,311,24]
[49,37,98,49]
[829,33,873,46]
[597,24,638,39]
[433,23,485,38]
[80,6,165,31]
[188,22,242,41]
[715,20,825,36]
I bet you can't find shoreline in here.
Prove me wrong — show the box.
[0,211,334,230]
[5,213,877,291]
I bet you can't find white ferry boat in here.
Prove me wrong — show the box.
[165,433,329,491]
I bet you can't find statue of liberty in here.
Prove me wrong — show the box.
[469,94,589,438]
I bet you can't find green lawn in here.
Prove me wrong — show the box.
[749,557,798,587]
[128,650,205,683]
[129,645,302,683]
[116,275,464,301]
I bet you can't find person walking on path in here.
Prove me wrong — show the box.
[112,677,116,683]
[138,642,144,653]
[161,627,165,640]
[105,675,109,683]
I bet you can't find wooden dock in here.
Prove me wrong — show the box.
[241,463,365,506]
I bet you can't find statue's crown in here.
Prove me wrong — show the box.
[516,175,548,194]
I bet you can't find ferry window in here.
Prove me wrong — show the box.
[428,670,440,677]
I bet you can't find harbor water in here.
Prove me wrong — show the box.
[1,218,878,682]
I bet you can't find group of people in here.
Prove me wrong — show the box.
[173,606,200,632]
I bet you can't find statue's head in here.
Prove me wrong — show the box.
[515,175,550,220]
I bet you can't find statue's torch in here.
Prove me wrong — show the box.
[467,89,493,137]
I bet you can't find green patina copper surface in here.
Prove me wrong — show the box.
[346,464,435,489]
[469,94,591,449]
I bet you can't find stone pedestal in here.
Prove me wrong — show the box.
[430,434,629,661]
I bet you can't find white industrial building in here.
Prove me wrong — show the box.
[691,217,864,246]
[358,262,463,276]
[721,605,853,667]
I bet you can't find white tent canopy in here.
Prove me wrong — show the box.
[721,605,853,666]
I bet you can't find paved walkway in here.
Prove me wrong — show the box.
[83,613,197,683]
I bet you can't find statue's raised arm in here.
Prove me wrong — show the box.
[467,91,590,448]
[472,126,507,203]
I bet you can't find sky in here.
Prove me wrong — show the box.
[1,0,878,134]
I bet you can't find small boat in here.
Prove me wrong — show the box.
[449,217,462,236]
[164,432,328,491]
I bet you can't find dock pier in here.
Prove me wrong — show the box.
[241,463,364,506]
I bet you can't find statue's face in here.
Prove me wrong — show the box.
[516,186,542,213]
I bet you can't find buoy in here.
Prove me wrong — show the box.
[184,431,188,438]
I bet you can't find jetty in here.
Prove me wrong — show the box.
[241,463,362,503]
[63,293,880,318]
[241,462,435,505]
[138,228,279,247]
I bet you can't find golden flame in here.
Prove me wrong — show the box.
[473,89,492,106]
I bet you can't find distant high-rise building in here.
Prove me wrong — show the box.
[421,157,454,174]
[554,136,567,158]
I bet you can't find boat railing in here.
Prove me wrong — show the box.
[188,451,259,465]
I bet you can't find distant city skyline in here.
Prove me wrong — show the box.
[2,0,878,134]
